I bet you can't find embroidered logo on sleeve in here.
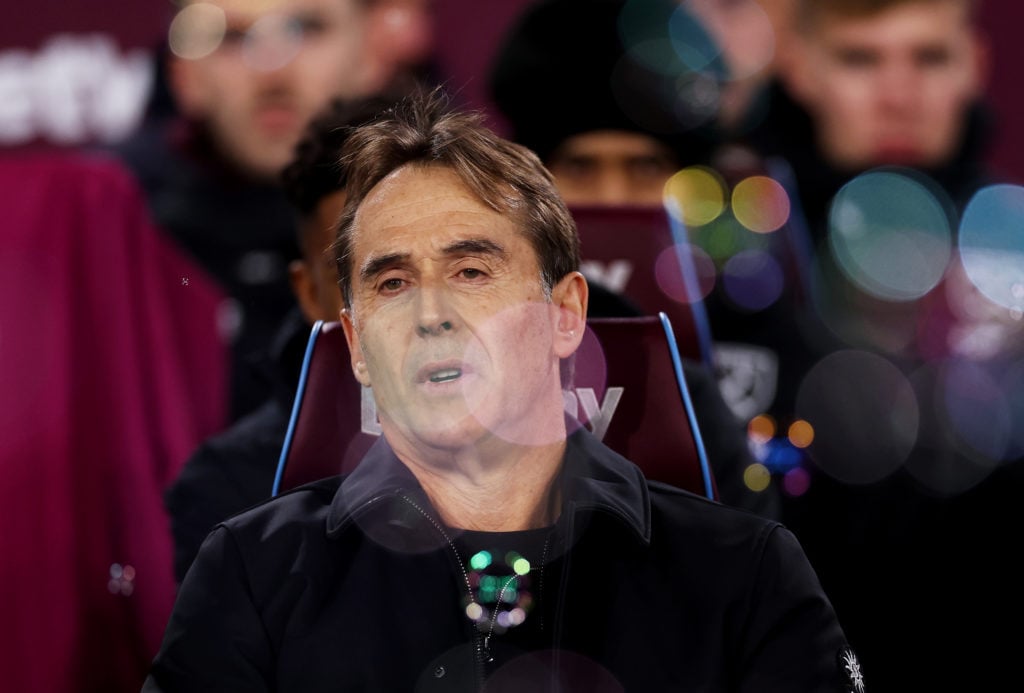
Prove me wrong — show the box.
[838,646,865,693]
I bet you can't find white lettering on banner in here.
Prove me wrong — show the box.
[562,387,624,441]
[580,259,633,293]
[358,386,625,440]
[0,34,152,146]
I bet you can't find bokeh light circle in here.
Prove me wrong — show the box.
[782,467,810,497]
[901,361,1007,496]
[788,419,814,448]
[796,350,918,484]
[732,175,790,233]
[664,166,726,227]
[242,14,304,72]
[168,3,227,60]
[618,0,722,76]
[682,0,777,81]
[720,249,783,311]
[958,184,1024,312]
[743,463,771,492]
[655,244,713,303]
[828,170,953,301]
[667,3,725,74]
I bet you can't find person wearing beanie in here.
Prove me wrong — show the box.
[489,0,727,207]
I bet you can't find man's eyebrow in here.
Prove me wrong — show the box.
[359,252,410,284]
[442,238,507,259]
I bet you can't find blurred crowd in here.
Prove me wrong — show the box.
[2,0,1023,691]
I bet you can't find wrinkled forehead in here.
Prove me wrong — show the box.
[352,166,514,241]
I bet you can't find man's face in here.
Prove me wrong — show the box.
[546,130,679,207]
[291,189,346,323]
[786,0,985,171]
[171,0,369,179]
[340,165,584,455]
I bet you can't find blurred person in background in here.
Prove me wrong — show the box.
[490,0,723,208]
[733,1,1024,689]
[114,0,437,424]
[489,0,783,521]
[747,0,994,235]
[164,94,401,583]
[683,0,797,134]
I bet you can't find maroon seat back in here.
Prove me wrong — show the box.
[570,205,714,365]
[274,315,717,500]
[570,315,717,499]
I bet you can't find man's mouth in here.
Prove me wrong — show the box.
[416,360,469,385]
[428,368,462,383]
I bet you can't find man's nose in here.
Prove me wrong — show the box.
[414,283,457,337]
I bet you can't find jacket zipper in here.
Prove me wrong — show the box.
[396,492,487,689]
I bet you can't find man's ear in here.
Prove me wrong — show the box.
[551,271,588,359]
[340,308,371,387]
[289,259,324,325]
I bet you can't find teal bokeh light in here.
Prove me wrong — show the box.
[828,170,953,301]
[959,184,1024,312]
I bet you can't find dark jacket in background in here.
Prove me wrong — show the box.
[165,309,309,583]
[732,79,1024,691]
[145,429,853,692]
[114,119,301,423]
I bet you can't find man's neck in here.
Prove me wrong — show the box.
[395,438,566,532]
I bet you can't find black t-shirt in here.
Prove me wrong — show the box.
[454,527,557,674]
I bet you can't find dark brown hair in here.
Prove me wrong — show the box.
[332,87,580,308]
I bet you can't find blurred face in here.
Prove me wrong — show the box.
[786,0,985,170]
[170,0,370,179]
[290,190,346,323]
[684,0,794,126]
[361,0,436,93]
[547,130,679,207]
[340,165,585,456]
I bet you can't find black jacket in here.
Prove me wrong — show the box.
[164,310,310,583]
[145,429,854,692]
[113,119,301,422]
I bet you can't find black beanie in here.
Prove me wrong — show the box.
[489,0,728,165]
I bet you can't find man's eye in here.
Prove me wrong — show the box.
[380,278,404,292]
[287,15,328,39]
[835,49,877,69]
[460,268,486,279]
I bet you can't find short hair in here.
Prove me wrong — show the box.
[333,87,581,309]
[280,94,403,254]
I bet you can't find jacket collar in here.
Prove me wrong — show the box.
[325,425,651,545]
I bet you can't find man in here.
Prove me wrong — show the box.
[144,88,857,692]
[163,95,398,583]
[748,0,992,232]
[115,0,435,422]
